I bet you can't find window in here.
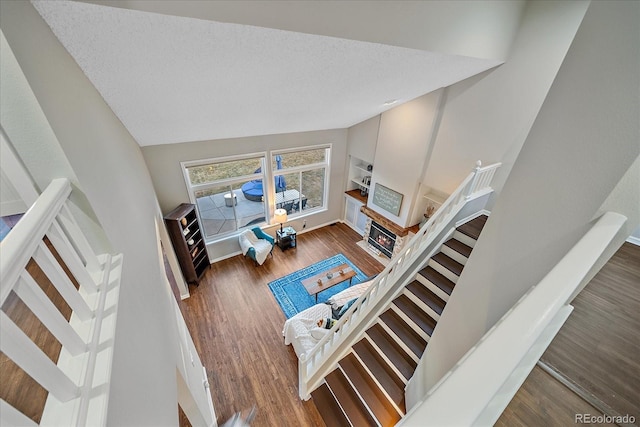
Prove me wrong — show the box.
[272,146,329,216]
[182,155,267,240]
[182,145,330,242]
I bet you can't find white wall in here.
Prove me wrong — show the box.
[346,115,379,165]
[424,0,590,198]
[141,129,348,261]
[0,2,197,424]
[0,31,110,253]
[0,169,27,216]
[368,90,444,228]
[81,0,526,62]
[410,0,640,404]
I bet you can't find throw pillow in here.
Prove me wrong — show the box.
[317,317,337,329]
[338,298,358,318]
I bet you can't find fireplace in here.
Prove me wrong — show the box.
[368,221,396,258]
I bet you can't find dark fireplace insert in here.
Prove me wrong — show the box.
[368,221,396,258]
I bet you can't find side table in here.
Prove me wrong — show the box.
[276,226,297,251]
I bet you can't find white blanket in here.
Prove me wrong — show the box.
[327,279,374,310]
[239,230,271,265]
[282,303,332,357]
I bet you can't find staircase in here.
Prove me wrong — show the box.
[312,215,488,426]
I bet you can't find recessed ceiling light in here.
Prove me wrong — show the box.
[383,99,398,106]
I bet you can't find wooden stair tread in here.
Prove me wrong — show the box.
[432,252,464,276]
[443,238,472,258]
[326,369,378,427]
[353,339,406,412]
[456,215,488,240]
[380,309,427,358]
[341,353,402,426]
[393,294,436,337]
[406,280,446,315]
[366,324,416,381]
[418,266,456,295]
[311,383,351,427]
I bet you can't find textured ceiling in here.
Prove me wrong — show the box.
[32,0,501,147]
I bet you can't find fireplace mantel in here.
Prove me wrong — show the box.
[360,206,419,237]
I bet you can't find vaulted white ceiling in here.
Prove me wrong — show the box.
[32,0,507,147]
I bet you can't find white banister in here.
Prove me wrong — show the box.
[0,179,70,305]
[0,311,80,402]
[33,242,94,321]
[47,221,99,293]
[298,161,501,399]
[0,177,121,426]
[14,273,87,356]
[57,204,102,274]
[1,399,38,427]
[398,211,627,426]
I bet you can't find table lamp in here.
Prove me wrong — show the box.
[274,208,287,233]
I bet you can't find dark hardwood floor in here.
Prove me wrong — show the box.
[2,219,637,426]
[183,228,639,426]
[177,223,384,426]
[498,242,640,426]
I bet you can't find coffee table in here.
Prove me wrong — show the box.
[301,263,357,303]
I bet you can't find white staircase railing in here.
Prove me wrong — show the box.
[397,211,627,426]
[0,178,122,426]
[298,161,501,399]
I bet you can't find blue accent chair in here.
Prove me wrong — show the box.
[239,227,275,265]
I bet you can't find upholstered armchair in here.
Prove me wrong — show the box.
[239,227,274,265]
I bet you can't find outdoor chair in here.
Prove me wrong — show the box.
[282,201,296,214]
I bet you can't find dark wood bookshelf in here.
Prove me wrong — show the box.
[164,203,210,285]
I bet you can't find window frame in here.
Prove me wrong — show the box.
[180,144,331,243]
[181,152,268,242]
[271,144,331,217]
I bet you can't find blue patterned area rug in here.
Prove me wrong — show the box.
[268,253,368,318]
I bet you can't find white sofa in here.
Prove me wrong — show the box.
[282,279,374,358]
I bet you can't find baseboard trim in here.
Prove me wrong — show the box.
[455,209,491,228]
[207,219,343,264]
[537,360,635,427]
[626,235,640,246]
[209,250,242,265]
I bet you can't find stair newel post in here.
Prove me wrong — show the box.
[298,354,310,400]
[466,160,482,200]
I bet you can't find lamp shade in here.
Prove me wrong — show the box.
[274,208,287,225]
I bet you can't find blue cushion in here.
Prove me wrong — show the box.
[338,298,358,318]
[252,227,274,244]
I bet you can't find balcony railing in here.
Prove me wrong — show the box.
[398,211,627,426]
[0,178,122,426]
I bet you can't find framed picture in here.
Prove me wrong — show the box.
[372,183,403,216]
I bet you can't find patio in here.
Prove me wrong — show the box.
[196,189,265,237]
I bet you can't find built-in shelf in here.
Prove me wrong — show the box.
[423,192,446,204]
[345,189,368,204]
[347,156,373,195]
[353,164,371,174]
[350,178,370,189]
[423,190,448,218]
